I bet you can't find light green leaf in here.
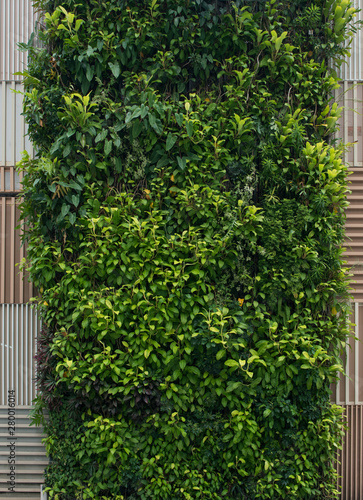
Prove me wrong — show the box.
[225,359,239,367]
[74,19,83,31]
[216,349,226,360]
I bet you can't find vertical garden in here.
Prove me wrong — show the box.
[20,0,356,498]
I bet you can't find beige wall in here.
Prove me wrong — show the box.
[0,0,38,81]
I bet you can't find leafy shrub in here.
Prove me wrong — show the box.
[20,0,357,498]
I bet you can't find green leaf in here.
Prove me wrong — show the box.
[95,129,108,143]
[225,359,239,368]
[86,65,94,82]
[61,204,70,218]
[226,381,242,392]
[329,364,343,372]
[132,120,143,139]
[216,349,226,360]
[177,157,186,171]
[72,194,80,207]
[179,360,186,370]
[69,180,82,191]
[74,19,83,31]
[63,143,71,157]
[69,212,76,225]
[108,62,121,78]
[104,139,112,156]
[149,114,163,134]
[175,113,184,127]
[166,133,177,151]
[186,121,193,138]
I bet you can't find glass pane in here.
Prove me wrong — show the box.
[15,171,21,191]
[5,170,10,190]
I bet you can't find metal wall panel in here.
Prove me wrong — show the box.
[0,304,39,406]
[332,303,363,404]
[335,10,363,496]
[337,0,363,82]
[0,197,33,304]
[334,84,363,300]
[0,165,23,192]
[331,306,363,498]
[344,168,363,301]
[0,0,39,81]
[337,405,363,500]
[335,82,363,168]
[0,406,47,497]
[0,80,34,167]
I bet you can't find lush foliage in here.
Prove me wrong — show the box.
[20,0,357,498]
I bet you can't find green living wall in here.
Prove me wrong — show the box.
[20,0,356,498]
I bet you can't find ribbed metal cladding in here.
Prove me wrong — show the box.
[334,10,363,496]
[344,168,363,302]
[0,304,39,406]
[0,406,48,497]
[0,197,33,304]
[0,166,23,192]
[332,303,363,405]
[337,0,363,82]
[0,0,39,81]
[331,305,363,499]
[336,405,363,500]
[334,82,363,168]
[0,80,34,168]
[0,79,34,303]
[334,83,363,300]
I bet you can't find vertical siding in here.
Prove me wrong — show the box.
[332,303,363,405]
[0,0,40,413]
[331,307,363,499]
[335,3,363,492]
[0,80,34,303]
[0,165,23,192]
[0,0,39,81]
[335,82,363,168]
[337,0,363,82]
[344,167,363,302]
[0,80,34,167]
[337,405,363,500]
[0,304,39,406]
[0,197,33,304]
[335,84,363,300]
[335,17,363,496]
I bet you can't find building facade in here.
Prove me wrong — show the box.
[0,2,46,498]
